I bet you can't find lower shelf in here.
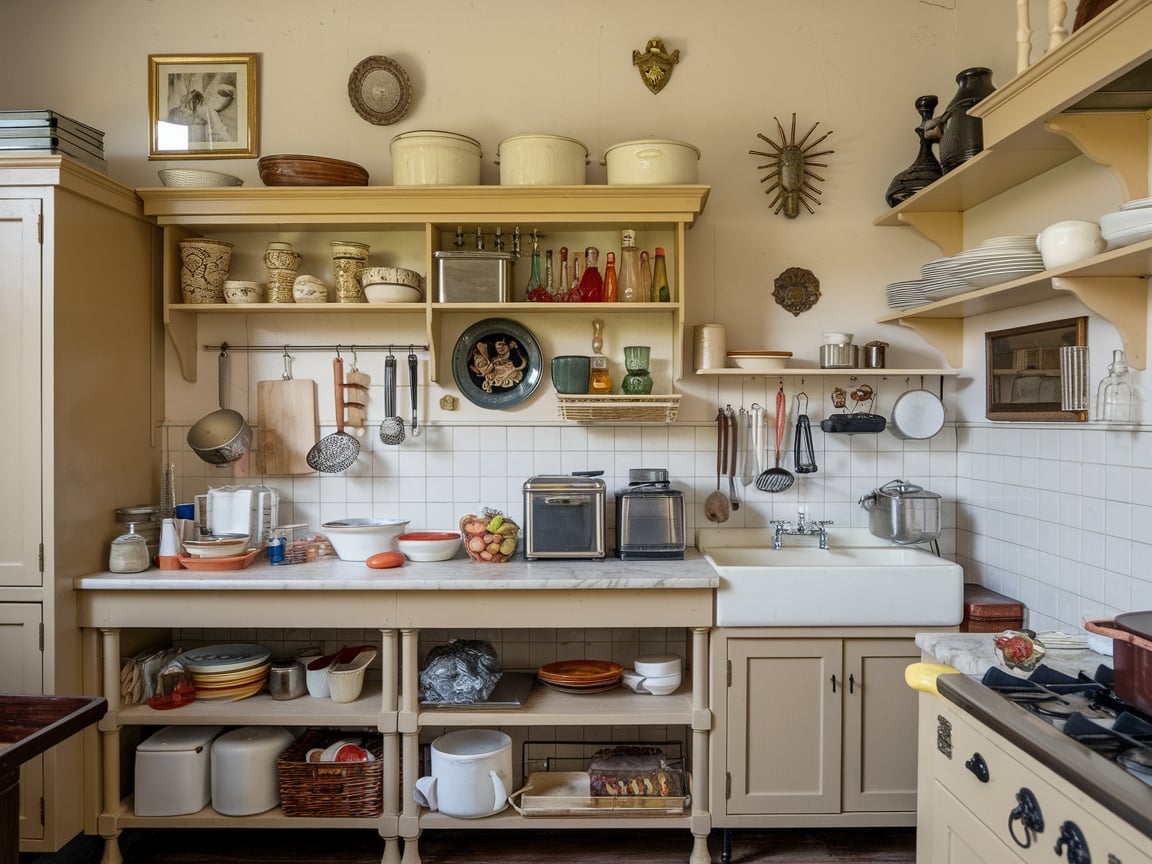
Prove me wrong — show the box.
[109,796,382,829]
[417,810,693,830]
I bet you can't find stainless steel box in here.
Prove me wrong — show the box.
[523,475,606,560]
[435,251,515,303]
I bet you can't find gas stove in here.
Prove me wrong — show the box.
[924,664,1152,862]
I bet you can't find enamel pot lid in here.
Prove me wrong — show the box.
[889,389,945,440]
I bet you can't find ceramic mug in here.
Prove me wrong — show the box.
[551,355,591,394]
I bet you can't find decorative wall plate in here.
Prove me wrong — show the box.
[348,55,413,126]
[452,318,541,409]
[773,266,820,316]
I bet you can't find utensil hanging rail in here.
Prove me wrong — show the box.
[202,343,429,354]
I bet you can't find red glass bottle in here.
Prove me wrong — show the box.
[576,246,604,302]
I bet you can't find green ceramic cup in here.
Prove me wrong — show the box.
[551,355,591,394]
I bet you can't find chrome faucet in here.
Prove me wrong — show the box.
[772,511,834,550]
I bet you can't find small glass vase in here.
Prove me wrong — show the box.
[621,346,653,394]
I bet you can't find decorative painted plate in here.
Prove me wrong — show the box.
[348,55,413,126]
[452,318,542,409]
[180,643,271,674]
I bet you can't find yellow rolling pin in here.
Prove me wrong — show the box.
[905,662,959,695]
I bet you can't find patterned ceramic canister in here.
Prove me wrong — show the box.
[264,242,302,303]
[178,238,234,304]
[331,240,369,303]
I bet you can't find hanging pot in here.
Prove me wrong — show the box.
[187,349,251,465]
[889,389,946,440]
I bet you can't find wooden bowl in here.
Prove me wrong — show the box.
[258,154,369,187]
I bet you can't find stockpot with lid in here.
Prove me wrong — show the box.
[859,479,941,545]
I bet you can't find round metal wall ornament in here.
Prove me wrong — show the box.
[750,113,834,218]
[773,267,820,317]
[632,38,680,94]
[348,55,413,125]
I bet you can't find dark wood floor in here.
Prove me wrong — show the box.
[24,827,916,863]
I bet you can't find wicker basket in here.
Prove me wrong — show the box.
[278,728,384,817]
[556,394,680,423]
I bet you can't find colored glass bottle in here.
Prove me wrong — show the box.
[652,247,671,302]
[590,319,611,392]
[603,251,618,302]
[559,247,571,302]
[1096,349,1135,422]
[640,250,652,302]
[525,234,550,302]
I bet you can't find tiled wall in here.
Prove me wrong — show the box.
[954,423,1152,634]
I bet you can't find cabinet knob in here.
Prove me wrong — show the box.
[964,752,989,782]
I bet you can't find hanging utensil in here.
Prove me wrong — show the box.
[187,347,252,465]
[408,350,420,437]
[379,351,405,445]
[306,357,361,473]
[344,346,370,439]
[749,402,764,482]
[739,406,755,487]
[704,408,731,523]
[757,386,795,493]
[258,348,319,475]
[793,392,818,474]
[725,405,740,510]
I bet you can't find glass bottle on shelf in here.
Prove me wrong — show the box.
[640,250,652,302]
[603,251,618,303]
[544,249,555,298]
[559,247,571,302]
[570,250,583,300]
[652,247,671,302]
[1096,349,1135,422]
[577,247,604,302]
[525,233,550,302]
[590,318,611,393]
[618,228,642,303]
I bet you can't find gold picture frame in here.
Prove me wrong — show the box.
[148,53,258,159]
[985,316,1088,421]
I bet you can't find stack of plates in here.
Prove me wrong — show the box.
[921,235,1044,290]
[0,109,106,173]
[1100,198,1152,249]
[885,279,929,308]
[181,643,271,702]
[537,659,623,694]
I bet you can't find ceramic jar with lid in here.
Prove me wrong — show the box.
[264,242,302,304]
[109,528,151,573]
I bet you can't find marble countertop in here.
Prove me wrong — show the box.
[74,549,718,592]
[917,632,1112,678]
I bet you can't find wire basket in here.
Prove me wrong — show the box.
[278,728,385,817]
[555,394,680,423]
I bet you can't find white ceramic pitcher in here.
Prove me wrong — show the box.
[413,729,511,818]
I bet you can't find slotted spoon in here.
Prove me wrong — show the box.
[756,386,795,493]
[306,357,361,473]
[379,351,405,445]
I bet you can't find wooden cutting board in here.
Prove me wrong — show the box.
[257,378,318,475]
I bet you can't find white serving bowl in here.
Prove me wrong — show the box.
[358,266,423,291]
[223,280,263,304]
[1036,220,1106,269]
[726,351,792,371]
[363,283,423,303]
[322,518,410,562]
[639,673,682,696]
[396,531,463,562]
[633,654,683,678]
[182,533,250,558]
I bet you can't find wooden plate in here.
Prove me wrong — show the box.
[538,679,621,695]
[258,154,369,187]
[538,659,623,685]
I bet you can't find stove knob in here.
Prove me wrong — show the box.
[1008,787,1045,849]
[1055,821,1091,864]
[964,752,989,782]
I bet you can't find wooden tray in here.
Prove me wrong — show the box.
[510,772,687,817]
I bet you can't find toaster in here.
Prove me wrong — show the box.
[615,469,685,560]
[523,474,606,560]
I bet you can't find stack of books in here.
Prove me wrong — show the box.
[0,109,106,173]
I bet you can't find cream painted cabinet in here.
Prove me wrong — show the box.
[0,156,161,852]
[711,628,920,829]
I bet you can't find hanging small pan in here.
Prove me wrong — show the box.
[187,347,252,465]
[890,389,945,440]
[307,357,361,473]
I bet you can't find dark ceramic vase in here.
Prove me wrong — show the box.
[885,95,943,207]
[938,67,996,173]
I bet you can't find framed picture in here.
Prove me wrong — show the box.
[985,316,1088,421]
[148,53,258,159]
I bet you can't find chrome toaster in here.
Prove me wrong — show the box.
[522,474,606,560]
[615,469,685,560]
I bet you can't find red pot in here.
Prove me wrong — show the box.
[1085,612,1152,715]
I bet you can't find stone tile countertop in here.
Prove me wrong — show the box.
[917,631,1113,678]
[74,549,718,592]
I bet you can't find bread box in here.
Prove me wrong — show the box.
[960,584,1024,633]
[211,725,295,816]
[134,725,224,816]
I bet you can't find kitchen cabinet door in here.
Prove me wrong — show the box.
[929,783,1026,864]
[842,638,919,812]
[0,199,43,588]
[725,637,842,815]
[0,602,46,840]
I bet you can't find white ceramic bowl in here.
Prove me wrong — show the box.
[633,654,683,678]
[322,518,410,562]
[223,280,263,304]
[396,531,462,562]
[358,266,423,290]
[726,352,792,371]
[640,673,682,696]
[292,275,328,303]
[1036,220,1106,269]
[158,168,243,188]
[182,533,250,558]
[822,332,853,345]
[363,283,423,303]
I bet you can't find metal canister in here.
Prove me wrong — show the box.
[862,341,888,369]
[268,659,307,700]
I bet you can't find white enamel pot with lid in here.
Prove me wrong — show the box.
[496,134,589,185]
[601,138,700,185]
[413,729,512,818]
[390,130,482,186]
